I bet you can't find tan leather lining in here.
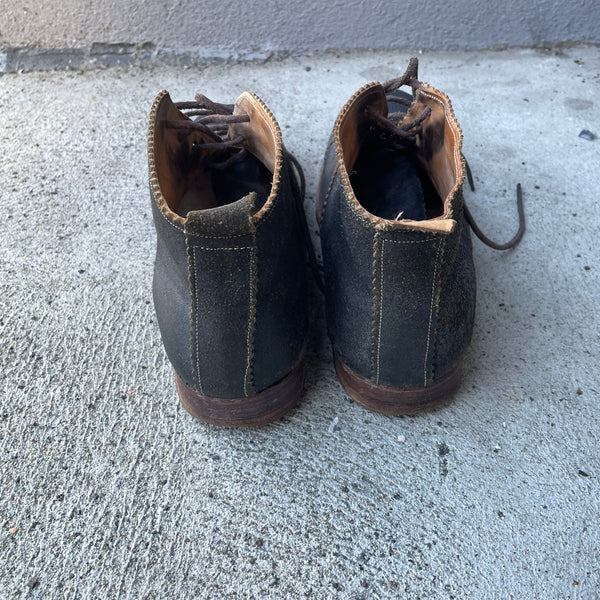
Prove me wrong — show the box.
[339,85,388,172]
[402,93,452,204]
[229,92,282,222]
[152,93,222,215]
[150,91,282,223]
[397,218,455,232]
[334,82,458,234]
[409,86,464,221]
[230,93,277,174]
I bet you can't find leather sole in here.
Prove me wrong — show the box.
[174,364,304,426]
[334,355,461,415]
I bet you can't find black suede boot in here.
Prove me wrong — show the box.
[148,90,309,425]
[317,58,524,414]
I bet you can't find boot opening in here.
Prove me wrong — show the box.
[350,132,444,222]
[341,87,458,223]
[152,93,273,218]
[177,153,272,217]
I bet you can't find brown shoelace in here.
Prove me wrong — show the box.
[463,161,525,250]
[166,76,524,299]
[374,57,525,251]
[166,94,251,169]
[166,95,325,291]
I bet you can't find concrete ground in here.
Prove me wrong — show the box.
[0,46,598,600]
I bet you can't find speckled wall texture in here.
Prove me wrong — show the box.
[1,0,599,59]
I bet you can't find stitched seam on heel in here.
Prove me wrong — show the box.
[244,244,257,397]
[424,238,444,386]
[370,232,383,383]
[189,244,204,395]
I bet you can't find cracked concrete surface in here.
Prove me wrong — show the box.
[0,46,599,599]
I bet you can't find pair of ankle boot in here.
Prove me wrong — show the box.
[147,58,524,426]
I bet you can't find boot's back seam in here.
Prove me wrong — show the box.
[244,245,257,397]
[423,237,444,386]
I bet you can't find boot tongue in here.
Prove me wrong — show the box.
[184,192,256,237]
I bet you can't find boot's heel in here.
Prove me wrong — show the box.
[174,364,305,426]
[334,355,461,415]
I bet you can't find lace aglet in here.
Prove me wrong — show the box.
[515,182,525,233]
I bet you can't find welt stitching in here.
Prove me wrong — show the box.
[423,238,443,386]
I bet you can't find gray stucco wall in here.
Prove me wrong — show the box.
[1,0,599,69]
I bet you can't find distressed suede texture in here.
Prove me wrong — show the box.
[149,92,308,400]
[432,209,476,379]
[151,196,194,388]
[252,162,308,392]
[319,81,476,390]
[185,197,257,398]
[321,172,377,375]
